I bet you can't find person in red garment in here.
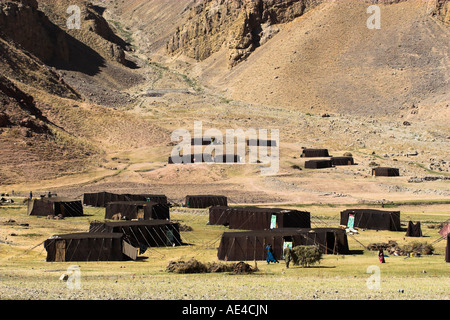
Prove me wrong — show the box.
[378,249,386,263]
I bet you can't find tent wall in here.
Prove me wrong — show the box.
[301,149,330,158]
[104,201,170,220]
[89,220,182,248]
[44,233,131,262]
[27,198,53,216]
[209,206,310,230]
[372,167,400,177]
[27,198,83,217]
[405,221,422,237]
[305,160,333,169]
[208,206,232,225]
[185,195,227,208]
[83,192,167,207]
[217,228,349,261]
[331,157,354,166]
[340,209,401,231]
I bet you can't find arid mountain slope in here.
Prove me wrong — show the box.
[0,0,170,184]
[187,0,449,117]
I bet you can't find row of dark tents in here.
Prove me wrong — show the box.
[27,193,227,219]
[209,206,406,261]
[42,192,180,262]
[44,220,182,262]
[34,191,449,263]
[41,194,231,262]
[300,148,400,176]
[210,206,450,262]
[168,138,277,164]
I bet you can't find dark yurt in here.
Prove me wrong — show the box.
[217,228,349,261]
[27,198,83,217]
[331,156,355,166]
[105,201,170,220]
[83,192,167,207]
[89,220,182,248]
[340,209,401,231]
[209,206,311,230]
[185,195,228,208]
[44,232,138,262]
[304,160,333,169]
[372,167,400,177]
[300,149,330,158]
[405,221,423,237]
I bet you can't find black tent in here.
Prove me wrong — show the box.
[331,157,355,166]
[209,206,311,230]
[372,167,400,177]
[104,201,170,220]
[340,209,401,231]
[185,195,227,208]
[405,221,422,237]
[304,160,333,169]
[89,220,182,248]
[214,154,242,163]
[83,192,167,207]
[217,228,349,261]
[300,149,330,158]
[44,232,138,262]
[27,198,83,217]
[247,139,277,147]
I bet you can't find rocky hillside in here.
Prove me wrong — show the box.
[185,0,449,116]
[0,0,169,185]
[167,0,323,67]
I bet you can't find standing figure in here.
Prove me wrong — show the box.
[266,244,279,264]
[378,249,386,263]
[283,246,293,268]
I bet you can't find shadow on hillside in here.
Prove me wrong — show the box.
[49,33,106,77]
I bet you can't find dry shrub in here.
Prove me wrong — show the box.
[165,259,257,274]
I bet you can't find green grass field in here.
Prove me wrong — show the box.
[0,199,448,300]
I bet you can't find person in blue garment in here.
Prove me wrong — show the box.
[266,244,279,264]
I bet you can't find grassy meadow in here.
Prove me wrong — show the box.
[0,198,449,300]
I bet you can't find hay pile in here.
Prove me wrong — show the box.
[291,245,322,267]
[165,258,258,274]
[367,240,434,256]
